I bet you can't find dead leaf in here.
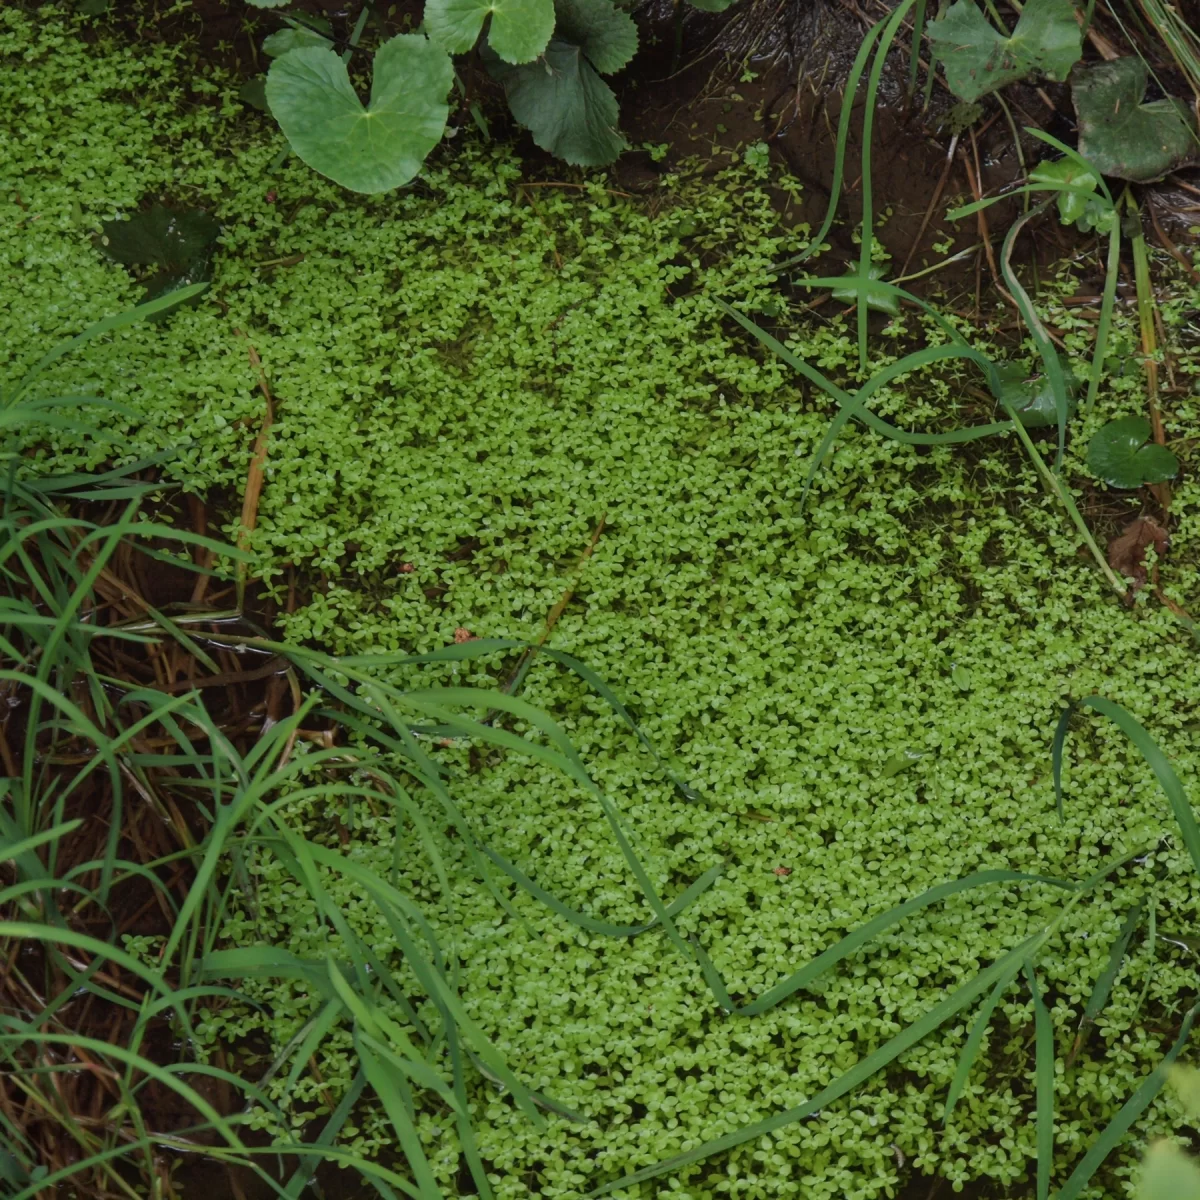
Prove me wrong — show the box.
[1107,516,1168,587]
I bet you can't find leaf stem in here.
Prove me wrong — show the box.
[1005,410,1129,601]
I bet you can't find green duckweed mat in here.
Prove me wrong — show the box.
[5,8,1200,1197]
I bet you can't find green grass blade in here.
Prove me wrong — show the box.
[737,870,1072,1016]
[1,1031,245,1150]
[855,0,917,369]
[944,959,1021,1126]
[588,932,1050,1196]
[773,19,887,273]
[1083,901,1143,1027]
[1026,963,1055,1200]
[281,1069,367,1200]
[1052,702,1074,821]
[10,284,209,402]
[1053,1002,1200,1200]
[355,1033,445,1200]
[998,200,1070,468]
[1077,697,1200,875]
[485,848,721,937]
[292,837,546,1127]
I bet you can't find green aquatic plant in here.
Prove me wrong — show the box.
[7,10,1200,1196]
[0,293,718,1200]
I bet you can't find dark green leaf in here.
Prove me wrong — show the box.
[262,26,331,57]
[1086,416,1179,488]
[554,0,638,74]
[100,204,219,271]
[425,0,555,62]
[994,359,1078,429]
[238,77,269,111]
[929,0,1082,102]
[1073,58,1198,182]
[686,0,737,9]
[265,37,454,194]
[485,39,626,166]
[1026,964,1054,1200]
[99,203,220,307]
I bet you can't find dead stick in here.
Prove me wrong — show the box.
[482,515,607,725]
[234,331,275,609]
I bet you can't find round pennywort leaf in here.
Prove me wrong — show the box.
[425,0,555,63]
[1086,415,1179,488]
[266,36,453,194]
[1073,57,1197,182]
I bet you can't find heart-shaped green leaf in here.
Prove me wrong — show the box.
[554,0,637,73]
[993,358,1078,429]
[485,1,635,168]
[266,36,453,194]
[1073,57,1198,182]
[929,0,1082,102]
[425,0,554,62]
[1086,415,1179,488]
[263,25,331,57]
[829,264,900,317]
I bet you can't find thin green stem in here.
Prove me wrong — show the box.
[1006,411,1129,600]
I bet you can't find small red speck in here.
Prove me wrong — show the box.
[398,561,415,573]
[454,627,475,643]
[773,866,792,877]
[265,190,277,204]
